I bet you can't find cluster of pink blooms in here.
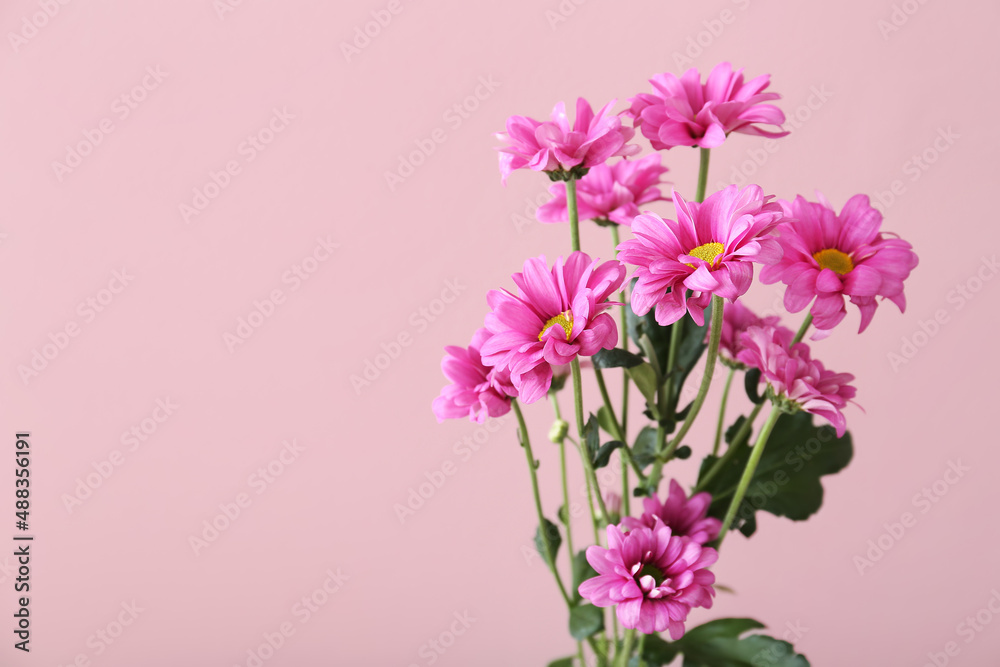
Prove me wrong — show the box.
[432,61,919,643]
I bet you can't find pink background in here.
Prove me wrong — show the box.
[1,0,998,665]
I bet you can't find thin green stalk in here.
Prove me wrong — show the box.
[636,633,647,667]
[567,178,581,252]
[571,359,610,526]
[512,400,571,605]
[792,313,813,344]
[695,147,711,203]
[594,368,646,484]
[550,394,574,563]
[695,401,764,493]
[647,295,725,491]
[714,406,783,549]
[611,223,631,516]
[713,367,736,455]
[617,628,636,667]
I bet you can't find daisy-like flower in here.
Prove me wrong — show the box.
[578,517,717,638]
[621,479,721,545]
[759,193,919,333]
[716,301,793,366]
[616,184,787,327]
[495,98,640,185]
[432,328,515,424]
[536,154,670,226]
[628,62,788,150]
[737,325,857,436]
[480,252,625,404]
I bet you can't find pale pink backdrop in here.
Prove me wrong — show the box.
[1,0,998,665]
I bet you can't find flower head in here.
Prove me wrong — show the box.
[629,62,788,150]
[578,518,717,638]
[496,98,640,185]
[621,480,721,545]
[480,252,625,404]
[716,301,793,366]
[737,325,857,436]
[617,184,787,326]
[759,193,919,333]
[537,155,670,226]
[432,328,515,424]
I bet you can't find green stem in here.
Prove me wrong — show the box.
[617,628,636,667]
[512,400,571,605]
[713,368,736,456]
[636,633,647,667]
[611,223,631,517]
[571,359,610,527]
[792,313,813,345]
[567,178,581,252]
[594,368,646,484]
[550,394,574,564]
[714,406,783,549]
[648,295,725,492]
[695,401,764,493]
[695,147,711,203]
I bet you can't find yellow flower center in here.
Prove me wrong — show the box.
[686,242,725,268]
[538,312,574,342]
[813,248,854,275]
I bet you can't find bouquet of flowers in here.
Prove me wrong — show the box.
[433,62,918,666]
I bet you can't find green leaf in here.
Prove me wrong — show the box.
[593,440,623,469]
[597,405,617,435]
[627,363,659,403]
[547,659,574,667]
[700,412,853,537]
[583,415,601,462]
[593,347,645,369]
[557,504,569,526]
[675,618,810,666]
[744,368,765,404]
[724,415,749,446]
[571,549,598,602]
[534,518,562,566]
[549,371,569,394]
[638,633,680,666]
[632,426,658,469]
[568,603,604,640]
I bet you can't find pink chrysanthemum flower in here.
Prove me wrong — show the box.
[433,328,515,424]
[628,62,788,150]
[621,480,721,545]
[759,194,919,333]
[480,252,625,404]
[495,98,640,185]
[737,325,857,437]
[716,301,793,366]
[536,155,670,226]
[578,518,717,638]
[616,184,787,326]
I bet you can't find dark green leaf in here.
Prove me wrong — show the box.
[725,415,749,446]
[632,427,658,469]
[568,603,604,640]
[593,347,645,369]
[638,633,680,666]
[549,372,569,393]
[674,618,809,666]
[593,440,623,469]
[547,659,574,667]
[597,405,616,436]
[627,363,659,403]
[534,518,562,566]
[674,445,692,460]
[701,412,853,538]
[571,549,598,602]
[744,368,765,404]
